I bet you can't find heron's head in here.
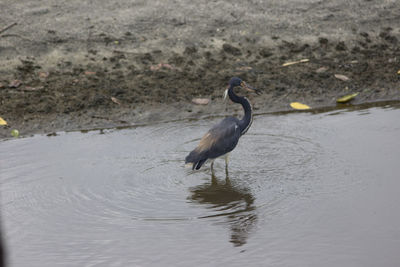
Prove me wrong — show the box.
[224,77,260,100]
[228,77,243,87]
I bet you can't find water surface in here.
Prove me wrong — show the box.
[1,103,400,266]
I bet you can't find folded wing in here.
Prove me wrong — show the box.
[185,117,241,170]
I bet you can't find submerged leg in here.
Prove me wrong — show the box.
[224,153,230,177]
[211,166,217,185]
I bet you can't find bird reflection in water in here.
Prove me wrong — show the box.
[189,170,257,247]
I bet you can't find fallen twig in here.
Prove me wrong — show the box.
[91,115,128,124]
[282,58,309,67]
[0,34,32,41]
[0,22,17,35]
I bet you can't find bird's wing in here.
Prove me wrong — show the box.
[195,117,241,158]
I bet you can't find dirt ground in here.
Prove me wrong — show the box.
[0,0,399,138]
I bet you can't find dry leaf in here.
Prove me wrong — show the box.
[236,66,253,71]
[337,92,359,103]
[0,116,7,126]
[290,102,311,110]
[315,67,328,73]
[192,98,210,105]
[38,72,49,78]
[84,71,96,75]
[9,80,22,88]
[161,63,174,69]
[150,64,160,71]
[150,63,176,71]
[282,59,309,67]
[334,74,350,81]
[111,97,121,105]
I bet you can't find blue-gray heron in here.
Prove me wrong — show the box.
[185,77,260,170]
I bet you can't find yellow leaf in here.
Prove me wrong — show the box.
[337,92,359,103]
[0,116,7,125]
[290,102,311,110]
[282,59,309,67]
[397,70,400,74]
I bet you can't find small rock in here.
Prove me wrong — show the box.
[192,98,210,105]
[38,72,49,78]
[319,37,329,45]
[335,41,347,51]
[9,80,22,88]
[184,46,197,55]
[222,43,242,56]
[259,48,273,58]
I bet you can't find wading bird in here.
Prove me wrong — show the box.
[185,77,260,171]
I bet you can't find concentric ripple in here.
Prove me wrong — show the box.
[1,104,400,266]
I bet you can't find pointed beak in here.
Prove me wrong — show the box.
[241,81,261,95]
[223,87,229,101]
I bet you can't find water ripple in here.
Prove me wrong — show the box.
[1,105,400,266]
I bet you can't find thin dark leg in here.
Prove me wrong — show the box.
[211,161,215,177]
[225,166,231,186]
[211,170,217,185]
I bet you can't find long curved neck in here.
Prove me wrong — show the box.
[228,85,253,135]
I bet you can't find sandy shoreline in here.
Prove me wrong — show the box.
[1,0,399,138]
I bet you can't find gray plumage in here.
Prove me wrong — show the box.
[185,117,241,170]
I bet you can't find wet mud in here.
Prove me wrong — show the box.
[0,0,400,137]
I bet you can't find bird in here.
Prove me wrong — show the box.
[185,77,260,171]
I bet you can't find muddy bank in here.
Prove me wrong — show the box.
[1,0,400,137]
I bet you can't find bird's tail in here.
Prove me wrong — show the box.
[185,150,208,170]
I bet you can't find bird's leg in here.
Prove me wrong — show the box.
[224,153,230,179]
[211,169,217,185]
[210,160,215,177]
[224,153,230,169]
[225,153,230,166]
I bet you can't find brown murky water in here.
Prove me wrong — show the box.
[1,103,400,266]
